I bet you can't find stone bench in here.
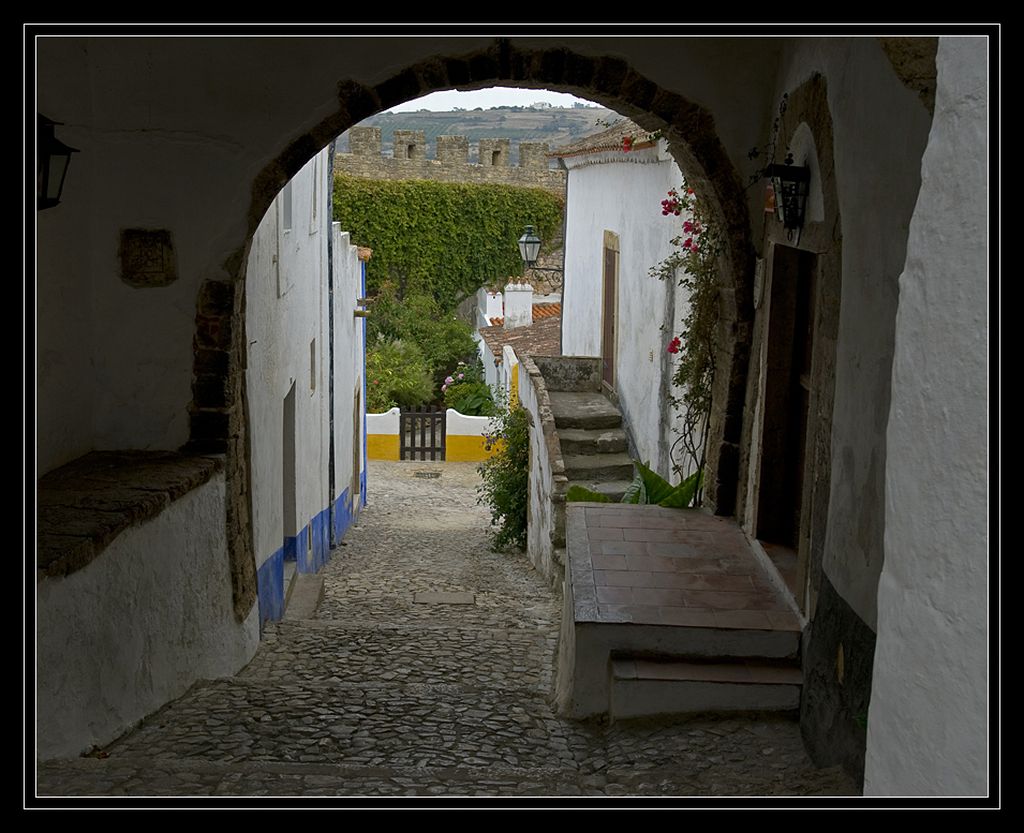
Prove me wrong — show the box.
[37,450,223,581]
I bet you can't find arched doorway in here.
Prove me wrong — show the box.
[198,40,760,619]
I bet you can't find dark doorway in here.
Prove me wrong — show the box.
[601,234,619,388]
[756,246,816,593]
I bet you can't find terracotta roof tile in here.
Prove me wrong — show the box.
[548,118,657,158]
[532,302,561,319]
[479,314,561,363]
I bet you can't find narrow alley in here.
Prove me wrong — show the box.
[37,462,855,799]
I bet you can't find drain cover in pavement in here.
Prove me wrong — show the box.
[414,470,442,479]
[413,591,475,605]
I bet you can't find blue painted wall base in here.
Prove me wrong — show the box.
[256,486,362,627]
[256,548,285,627]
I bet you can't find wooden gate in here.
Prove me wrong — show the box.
[399,405,446,461]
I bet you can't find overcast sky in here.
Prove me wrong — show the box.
[387,86,601,112]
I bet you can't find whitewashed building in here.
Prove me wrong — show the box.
[246,147,368,624]
[552,122,691,481]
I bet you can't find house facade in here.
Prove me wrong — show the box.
[33,33,991,795]
[245,147,368,626]
[552,122,692,482]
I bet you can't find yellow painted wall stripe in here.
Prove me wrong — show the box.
[367,434,400,460]
[445,435,502,462]
[510,362,519,407]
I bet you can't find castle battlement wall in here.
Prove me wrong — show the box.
[337,126,566,197]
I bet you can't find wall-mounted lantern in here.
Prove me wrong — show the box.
[517,225,561,275]
[517,225,542,268]
[767,162,810,231]
[37,115,79,211]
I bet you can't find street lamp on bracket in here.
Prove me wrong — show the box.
[517,225,562,274]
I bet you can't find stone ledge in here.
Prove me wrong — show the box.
[37,451,224,581]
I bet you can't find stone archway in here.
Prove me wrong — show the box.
[196,39,760,621]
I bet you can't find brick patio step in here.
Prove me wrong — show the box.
[609,658,802,718]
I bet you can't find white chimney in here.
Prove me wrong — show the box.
[486,290,504,322]
[503,282,533,329]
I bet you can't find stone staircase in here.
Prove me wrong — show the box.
[547,391,634,501]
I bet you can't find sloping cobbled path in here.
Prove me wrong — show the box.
[36,461,856,800]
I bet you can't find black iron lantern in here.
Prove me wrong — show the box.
[38,115,79,211]
[517,225,541,268]
[767,162,810,230]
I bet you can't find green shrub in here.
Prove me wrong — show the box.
[477,402,530,552]
[444,381,495,416]
[333,173,564,310]
[565,461,703,508]
[442,359,495,415]
[367,282,478,387]
[366,338,434,412]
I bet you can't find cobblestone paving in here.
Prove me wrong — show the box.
[36,461,857,801]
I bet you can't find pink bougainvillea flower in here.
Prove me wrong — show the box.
[445,376,454,385]
[457,373,465,380]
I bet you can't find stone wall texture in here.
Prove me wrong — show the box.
[337,127,566,197]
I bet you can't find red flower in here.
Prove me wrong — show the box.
[667,336,682,354]
[622,135,634,152]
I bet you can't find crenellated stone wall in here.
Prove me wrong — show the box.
[337,126,566,197]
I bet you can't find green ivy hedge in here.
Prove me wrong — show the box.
[333,173,564,309]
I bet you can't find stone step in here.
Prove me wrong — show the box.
[566,479,633,503]
[609,658,802,719]
[558,427,628,456]
[563,453,634,482]
[548,391,622,430]
[283,572,323,621]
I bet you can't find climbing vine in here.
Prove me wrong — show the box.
[651,185,722,504]
[332,173,563,310]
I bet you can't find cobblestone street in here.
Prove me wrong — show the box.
[36,461,856,801]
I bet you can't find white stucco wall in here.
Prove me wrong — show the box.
[446,409,499,437]
[865,36,988,797]
[36,473,260,760]
[332,226,367,513]
[560,143,685,478]
[37,197,95,474]
[766,38,936,629]
[366,407,400,431]
[520,359,561,587]
[246,149,330,570]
